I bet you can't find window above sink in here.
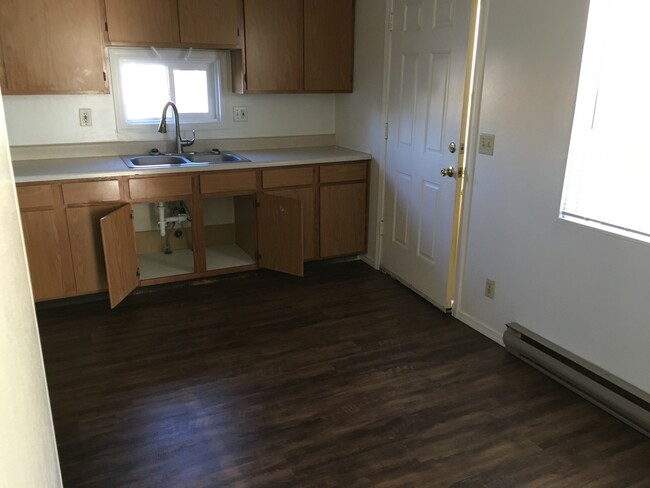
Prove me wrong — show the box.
[108,48,226,133]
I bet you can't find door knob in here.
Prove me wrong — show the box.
[448,142,457,154]
[441,166,456,178]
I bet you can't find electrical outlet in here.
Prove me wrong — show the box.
[485,279,496,299]
[234,106,248,122]
[79,108,93,127]
[478,133,495,155]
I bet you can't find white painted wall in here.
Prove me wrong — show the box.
[336,0,389,264]
[457,0,650,393]
[3,53,335,146]
[0,95,62,485]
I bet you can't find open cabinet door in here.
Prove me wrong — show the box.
[258,193,304,277]
[100,204,140,308]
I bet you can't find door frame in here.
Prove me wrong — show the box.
[375,0,488,313]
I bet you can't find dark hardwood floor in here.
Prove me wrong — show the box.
[37,261,650,487]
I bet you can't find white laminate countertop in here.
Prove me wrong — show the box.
[12,146,372,183]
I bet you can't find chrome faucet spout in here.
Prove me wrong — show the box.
[158,101,195,154]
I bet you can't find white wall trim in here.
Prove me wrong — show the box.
[360,253,378,269]
[372,0,394,271]
[453,0,490,316]
[454,310,504,346]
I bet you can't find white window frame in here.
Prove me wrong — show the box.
[559,0,650,244]
[108,47,225,133]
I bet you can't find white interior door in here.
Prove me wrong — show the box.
[382,0,471,309]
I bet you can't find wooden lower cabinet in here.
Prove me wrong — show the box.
[20,210,73,301]
[264,187,315,260]
[18,160,369,306]
[320,181,367,258]
[257,193,304,277]
[67,205,122,294]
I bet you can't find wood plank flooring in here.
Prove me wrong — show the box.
[37,261,650,487]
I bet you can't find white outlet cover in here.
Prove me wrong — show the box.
[79,108,93,127]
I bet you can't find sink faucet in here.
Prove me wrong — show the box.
[157,101,195,154]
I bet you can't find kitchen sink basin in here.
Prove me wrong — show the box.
[125,155,190,167]
[184,152,251,163]
[122,152,250,168]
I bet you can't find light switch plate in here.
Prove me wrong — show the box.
[234,106,248,122]
[479,133,495,156]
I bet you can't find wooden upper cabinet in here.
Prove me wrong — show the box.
[304,0,354,92]
[104,0,243,48]
[179,0,242,47]
[0,0,107,94]
[104,0,180,45]
[242,0,302,92]
[238,0,354,93]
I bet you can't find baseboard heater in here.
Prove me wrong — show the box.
[503,322,650,438]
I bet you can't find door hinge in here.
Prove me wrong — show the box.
[130,211,134,219]
[104,21,109,32]
[136,267,140,278]
[255,199,260,208]
[103,72,107,82]
[389,11,394,31]
[237,27,240,37]
[384,122,389,140]
[380,220,385,236]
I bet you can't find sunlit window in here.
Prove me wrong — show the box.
[560,0,650,242]
[108,48,223,130]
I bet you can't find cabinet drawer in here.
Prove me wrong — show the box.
[62,180,121,204]
[262,167,314,189]
[129,175,193,200]
[320,162,367,184]
[200,170,257,194]
[17,185,54,209]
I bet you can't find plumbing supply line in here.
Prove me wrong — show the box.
[158,202,166,237]
[158,202,189,237]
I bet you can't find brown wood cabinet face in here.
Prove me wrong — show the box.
[62,180,121,205]
[262,167,313,189]
[20,210,70,300]
[129,175,193,201]
[200,170,257,194]
[100,205,140,308]
[258,193,304,277]
[16,185,55,209]
[0,0,106,94]
[179,0,242,47]
[304,0,354,92]
[320,182,367,258]
[320,162,367,184]
[266,187,314,260]
[67,205,122,294]
[243,0,302,92]
[104,0,180,45]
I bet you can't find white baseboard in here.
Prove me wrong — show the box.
[360,253,379,269]
[454,311,505,346]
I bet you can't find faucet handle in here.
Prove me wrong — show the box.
[180,130,196,147]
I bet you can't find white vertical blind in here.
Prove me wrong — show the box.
[560,0,650,241]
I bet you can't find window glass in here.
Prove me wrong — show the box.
[120,63,169,122]
[560,0,650,242]
[173,69,210,114]
[108,48,223,130]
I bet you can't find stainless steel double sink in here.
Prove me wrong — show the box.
[122,152,251,169]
